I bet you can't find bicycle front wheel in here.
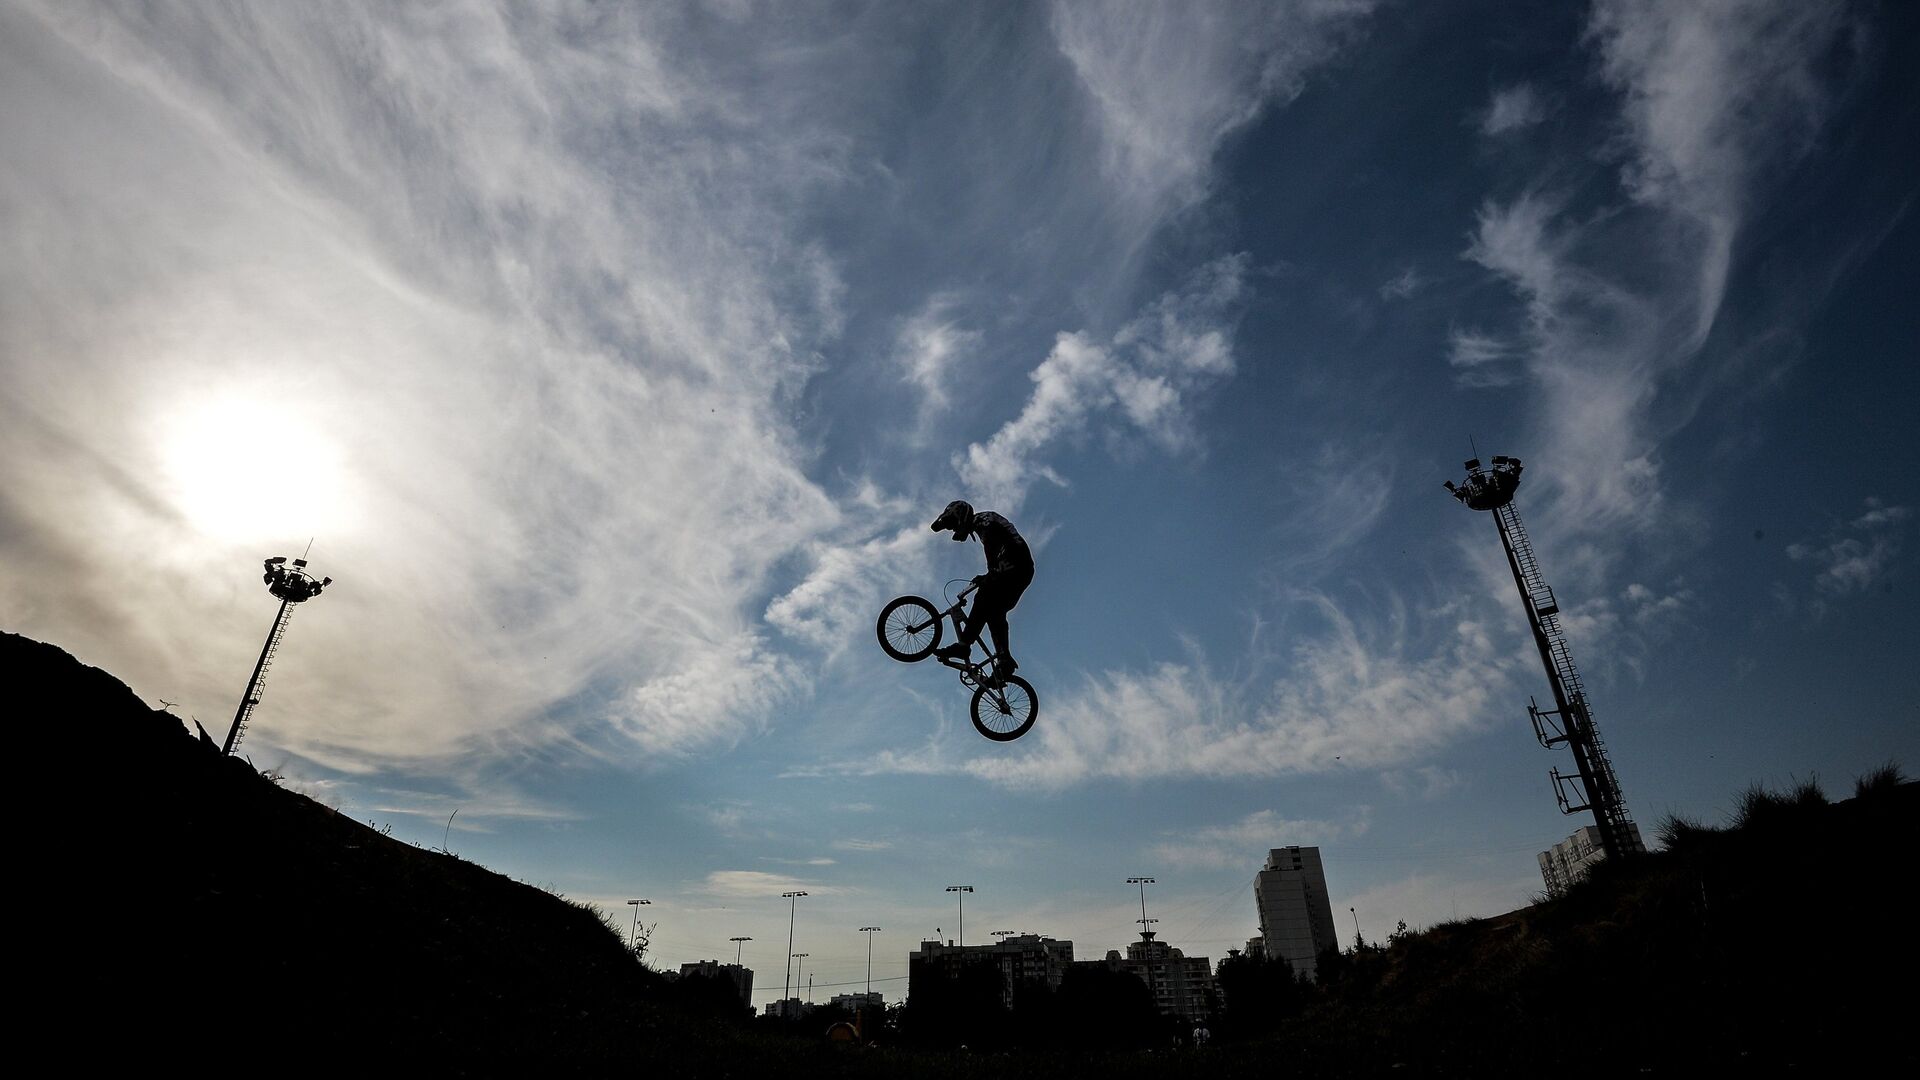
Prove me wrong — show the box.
[876,595,943,662]
[971,675,1037,741]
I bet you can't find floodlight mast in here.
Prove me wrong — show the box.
[223,555,332,755]
[1444,455,1641,863]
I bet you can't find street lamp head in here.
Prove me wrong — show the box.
[945,885,974,893]
[783,890,808,898]
[859,926,882,932]
[1127,876,1156,885]
[627,898,651,906]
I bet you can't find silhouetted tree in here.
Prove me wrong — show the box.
[1048,965,1160,1049]
[899,960,1008,1048]
[1213,950,1305,1039]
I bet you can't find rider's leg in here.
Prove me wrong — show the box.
[985,610,1011,664]
[936,602,981,660]
[984,566,1030,671]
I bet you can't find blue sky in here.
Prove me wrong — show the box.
[3,1,1914,1006]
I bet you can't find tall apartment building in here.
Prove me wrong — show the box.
[1098,933,1215,1022]
[908,933,1075,1008]
[678,959,754,1010]
[1538,820,1646,895]
[1251,845,1338,980]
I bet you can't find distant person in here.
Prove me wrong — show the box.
[929,500,1034,679]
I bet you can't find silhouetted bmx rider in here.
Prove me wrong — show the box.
[929,500,1033,680]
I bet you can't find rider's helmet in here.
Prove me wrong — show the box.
[932,499,975,541]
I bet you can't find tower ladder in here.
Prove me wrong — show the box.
[226,603,295,755]
[1493,502,1640,858]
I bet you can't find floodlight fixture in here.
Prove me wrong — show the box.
[945,885,974,947]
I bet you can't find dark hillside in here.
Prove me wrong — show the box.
[22,631,849,1074]
[24,630,664,1069]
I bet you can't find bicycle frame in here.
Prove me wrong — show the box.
[919,582,1015,690]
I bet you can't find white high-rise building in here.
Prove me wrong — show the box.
[1251,846,1338,980]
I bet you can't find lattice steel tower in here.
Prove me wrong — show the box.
[222,555,332,755]
[1445,456,1642,862]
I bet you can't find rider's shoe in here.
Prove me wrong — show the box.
[934,643,969,663]
[990,655,1017,687]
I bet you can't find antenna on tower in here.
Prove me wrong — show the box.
[1443,453,1641,864]
[222,553,334,756]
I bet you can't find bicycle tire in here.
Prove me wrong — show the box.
[876,595,943,662]
[970,675,1037,741]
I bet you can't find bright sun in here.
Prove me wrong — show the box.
[162,396,356,542]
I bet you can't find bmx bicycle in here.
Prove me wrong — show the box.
[875,581,1038,742]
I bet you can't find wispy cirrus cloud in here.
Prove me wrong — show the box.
[825,593,1515,790]
[1478,83,1546,136]
[1050,0,1374,230]
[892,296,980,431]
[1788,498,1910,598]
[1461,0,1858,533]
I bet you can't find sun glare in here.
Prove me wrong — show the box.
[162,396,357,542]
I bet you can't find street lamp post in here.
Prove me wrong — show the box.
[626,898,651,953]
[1128,877,1159,1014]
[859,927,882,997]
[945,885,974,947]
[792,954,810,1004]
[782,891,808,1003]
[730,936,752,966]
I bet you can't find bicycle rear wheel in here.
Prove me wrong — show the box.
[971,675,1037,741]
[876,595,943,662]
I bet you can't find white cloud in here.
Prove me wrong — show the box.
[1788,499,1909,597]
[698,870,844,900]
[764,522,931,656]
[956,254,1250,509]
[1478,83,1545,136]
